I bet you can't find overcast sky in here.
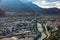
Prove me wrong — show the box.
[0,0,60,9]
[20,0,60,9]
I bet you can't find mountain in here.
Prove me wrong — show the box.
[24,2,60,15]
[0,8,5,17]
[0,0,35,13]
[42,8,60,15]
[25,2,44,12]
[0,0,60,16]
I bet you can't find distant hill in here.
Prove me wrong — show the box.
[0,0,60,16]
[0,8,5,17]
[41,8,60,15]
[0,0,35,13]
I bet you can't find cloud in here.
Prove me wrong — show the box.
[19,0,60,9]
[20,0,36,2]
[46,0,60,2]
[32,0,60,9]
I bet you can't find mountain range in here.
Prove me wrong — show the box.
[0,0,60,16]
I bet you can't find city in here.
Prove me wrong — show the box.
[0,12,60,40]
[0,0,60,40]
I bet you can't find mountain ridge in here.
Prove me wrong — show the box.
[0,0,60,16]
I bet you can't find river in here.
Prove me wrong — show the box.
[37,23,46,40]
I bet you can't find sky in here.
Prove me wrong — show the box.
[20,0,60,9]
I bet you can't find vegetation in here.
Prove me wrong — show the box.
[43,30,60,40]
